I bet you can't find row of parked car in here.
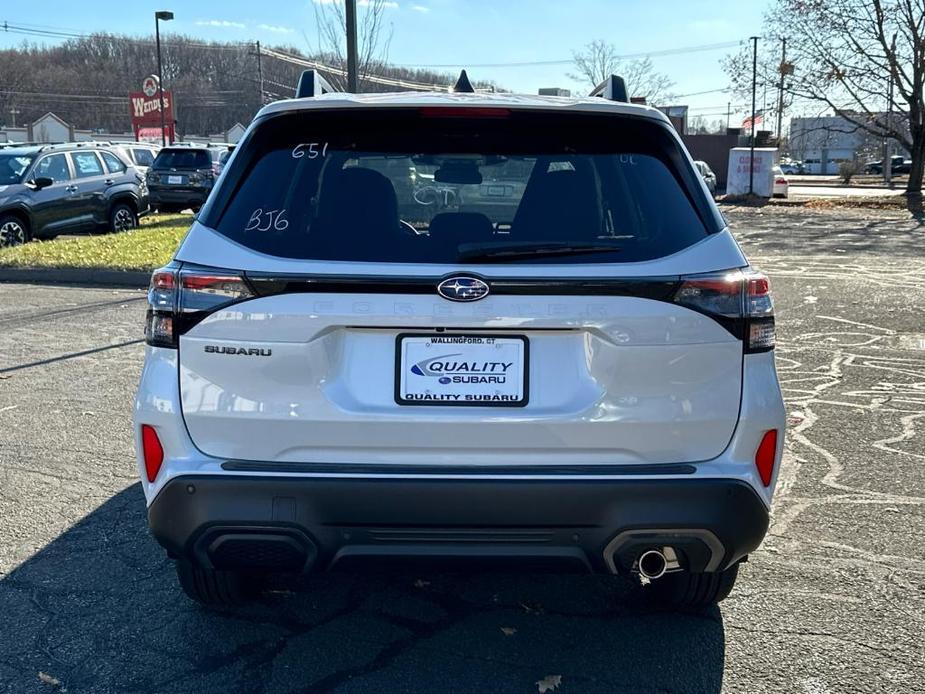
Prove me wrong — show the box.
[0,140,233,247]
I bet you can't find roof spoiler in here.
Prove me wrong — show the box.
[452,69,475,93]
[589,75,628,103]
[296,70,335,98]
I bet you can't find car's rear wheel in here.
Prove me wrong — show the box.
[174,560,263,607]
[0,214,29,247]
[646,563,740,609]
[110,203,137,233]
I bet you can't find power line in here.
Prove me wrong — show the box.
[0,21,251,51]
[396,40,745,69]
[260,46,450,91]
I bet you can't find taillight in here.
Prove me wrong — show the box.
[141,424,164,483]
[144,265,254,348]
[754,429,778,486]
[745,272,775,351]
[775,177,787,185]
[673,269,775,352]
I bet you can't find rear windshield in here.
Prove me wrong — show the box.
[204,109,719,264]
[153,149,211,170]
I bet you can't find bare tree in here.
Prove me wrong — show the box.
[311,0,394,91]
[570,40,675,105]
[724,0,925,196]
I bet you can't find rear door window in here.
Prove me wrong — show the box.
[70,151,105,179]
[101,151,127,174]
[205,109,721,264]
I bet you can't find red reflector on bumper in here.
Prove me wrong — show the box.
[755,429,778,487]
[141,425,164,483]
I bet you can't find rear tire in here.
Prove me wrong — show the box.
[174,560,262,607]
[647,563,740,609]
[110,203,137,233]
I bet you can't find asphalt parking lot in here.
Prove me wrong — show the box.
[1,205,923,694]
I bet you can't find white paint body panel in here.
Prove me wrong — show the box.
[135,348,784,508]
[177,292,743,465]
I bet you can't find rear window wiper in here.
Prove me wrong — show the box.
[457,241,622,262]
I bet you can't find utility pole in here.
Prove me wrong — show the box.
[726,102,731,131]
[255,41,264,105]
[345,0,359,93]
[749,36,759,195]
[9,107,19,128]
[776,38,787,141]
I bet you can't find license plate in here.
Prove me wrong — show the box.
[167,175,184,185]
[396,333,528,407]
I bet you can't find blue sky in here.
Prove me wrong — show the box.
[0,0,768,121]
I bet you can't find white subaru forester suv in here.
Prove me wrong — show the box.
[134,73,785,608]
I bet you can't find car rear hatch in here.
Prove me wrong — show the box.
[151,105,770,467]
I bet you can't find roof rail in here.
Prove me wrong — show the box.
[296,69,335,98]
[589,75,629,103]
[452,70,475,93]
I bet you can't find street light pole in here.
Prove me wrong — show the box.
[154,11,174,146]
[345,0,358,93]
[749,36,759,195]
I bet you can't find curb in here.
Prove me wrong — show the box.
[0,267,150,289]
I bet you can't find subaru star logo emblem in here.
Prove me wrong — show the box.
[437,276,490,302]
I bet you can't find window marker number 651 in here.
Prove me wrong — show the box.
[292,143,328,159]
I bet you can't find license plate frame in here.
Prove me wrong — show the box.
[395,333,529,407]
[167,175,185,185]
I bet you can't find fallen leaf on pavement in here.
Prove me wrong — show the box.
[536,674,562,693]
[413,579,430,588]
[500,627,516,636]
[38,672,63,689]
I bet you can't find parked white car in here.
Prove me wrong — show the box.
[134,72,785,609]
[772,166,790,198]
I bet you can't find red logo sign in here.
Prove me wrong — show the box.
[142,76,159,97]
[129,85,175,143]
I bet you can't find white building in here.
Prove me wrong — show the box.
[789,113,909,174]
[0,112,246,146]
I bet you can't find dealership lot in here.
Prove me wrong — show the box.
[0,206,923,693]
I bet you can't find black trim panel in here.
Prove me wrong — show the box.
[220,461,698,475]
[148,476,768,574]
[245,272,681,301]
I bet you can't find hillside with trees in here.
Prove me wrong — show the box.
[0,33,470,137]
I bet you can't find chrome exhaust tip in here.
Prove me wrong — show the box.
[638,549,669,580]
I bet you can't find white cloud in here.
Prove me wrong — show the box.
[195,19,246,29]
[410,3,429,11]
[258,23,295,33]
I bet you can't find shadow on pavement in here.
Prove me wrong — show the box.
[0,485,726,693]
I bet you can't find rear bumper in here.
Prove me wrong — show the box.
[148,474,769,575]
[148,186,210,206]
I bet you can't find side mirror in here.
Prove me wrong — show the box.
[30,177,54,190]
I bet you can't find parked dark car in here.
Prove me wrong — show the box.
[0,142,150,247]
[146,145,226,213]
[863,155,905,175]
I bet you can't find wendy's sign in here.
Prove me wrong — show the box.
[129,75,174,142]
